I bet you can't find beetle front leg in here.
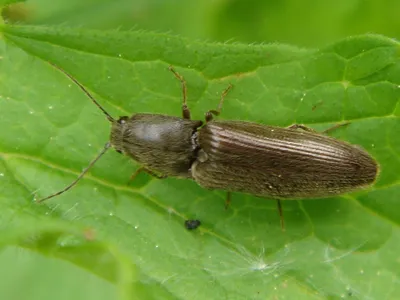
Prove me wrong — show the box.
[128,167,167,184]
[168,66,191,120]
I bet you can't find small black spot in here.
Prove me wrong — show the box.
[184,219,201,230]
[116,150,122,154]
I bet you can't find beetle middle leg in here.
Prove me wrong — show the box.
[168,66,191,120]
[128,167,167,184]
[205,84,233,122]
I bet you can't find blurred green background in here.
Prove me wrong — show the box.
[2,0,400,47]
[0,247,116,300]
[1,0,399,299]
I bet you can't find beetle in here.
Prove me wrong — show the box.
[37,64,379,230]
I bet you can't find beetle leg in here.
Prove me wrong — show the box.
[288,122,350,134]
[287,124,317,133]
[129,167,167,184]
[205,84,233,122]
[224,192,232,209]
[276,199,285,232]
[168,65,191,119]
[182,105,191,120]
[322,122,350,134]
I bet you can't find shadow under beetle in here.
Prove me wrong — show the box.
[37,64,379,230]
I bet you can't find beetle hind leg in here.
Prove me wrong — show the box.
[288,122,350,135]
[287,124,317,133]
[322,122,350,134]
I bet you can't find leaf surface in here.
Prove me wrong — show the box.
[0,25,399,299]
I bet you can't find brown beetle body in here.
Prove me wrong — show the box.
[38,65,379,229]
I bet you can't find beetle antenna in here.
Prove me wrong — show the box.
[50,63,115,123]
[36,142,112,203]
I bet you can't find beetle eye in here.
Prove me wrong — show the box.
[118,116,129,124]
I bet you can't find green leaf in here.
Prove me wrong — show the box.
[0,25,399,299]
[0,246,117,300]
